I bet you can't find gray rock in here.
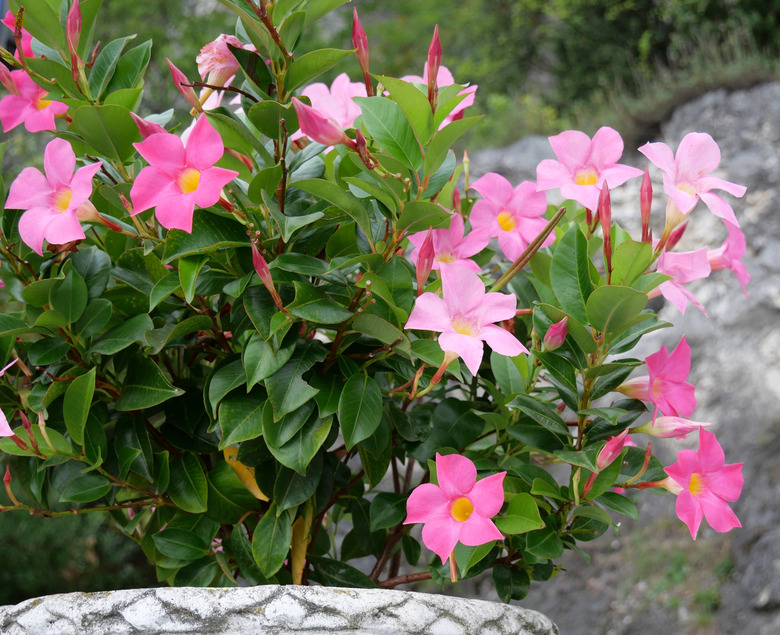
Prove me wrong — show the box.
[0,585,560,635]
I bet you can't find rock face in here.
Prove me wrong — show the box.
[0,585,559,635]
[472,82,780,634]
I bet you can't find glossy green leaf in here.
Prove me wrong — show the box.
[550,225,593,324]
[292,178,372,241]
[252,503,292,577]
[75,298,113,338]
[266,413,332,474]
[218,389,265,449]
[104,40,153,94]
[89,35,135,99]
[369,492,407,532]
[510,394,570,436]
[178,256,209,304]
[354,96,422,170]
[286,281,352,324]
[284,48,353,93]
[59,474,111,503]
[49,268,88,324]
[90,313,153,355]
[374,75,434,144]
[422,116,480,178]
[162,212,248,263]
[495,493,545,534]
[492,565,530,603]
[274,452,322,513]
[597,491,639,520]
[396,200,452,234]
[63,368,96,446]
[308,556,377,588]
[27,338,69,366]
[525,527,564,559]
[612,239,653,286]
[153,528,209,561]
[143,316,212,355]
[168,454,209,513]
[115,354,184,411]
[71,104,141,162]
[265,341,326,420]
[206,461,263,525]
[586,285,648,336]
[338,374,382,450]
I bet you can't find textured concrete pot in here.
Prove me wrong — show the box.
[0,585,559,634]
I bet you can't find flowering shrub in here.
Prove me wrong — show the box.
[0,0,746,600]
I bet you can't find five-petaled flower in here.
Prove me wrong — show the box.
[404,263,528,375]
[407,213,488,273]
[469,173,552,261]
[405,452,505,565]
[291,74,366,144]
[653,248,712,315]
[536,126,643,210]
[196,34,245,88]
[639,132,747,226]
[130,115,239,233]
[6,138,101,255]
[663,428,743,540]
[0,69,68,133]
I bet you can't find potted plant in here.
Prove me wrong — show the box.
[0,0,745,622]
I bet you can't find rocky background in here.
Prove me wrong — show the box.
[469,81,780,634]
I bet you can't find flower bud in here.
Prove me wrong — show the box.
[665,220,687,252]
[352,8,372,96]
[291,97,357,150]
[640,166,652,243]
[416,227,435,296]
[596,428,629,472]
[167,58,203,113]
[251,241,284,310]
[634,416,711,440]
[543,317,568,351]
[130,111,167,139]
[426,25,442,109]
[598,182,612,281]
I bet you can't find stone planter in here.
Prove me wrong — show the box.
[0,585,559,634]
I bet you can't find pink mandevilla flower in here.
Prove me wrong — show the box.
[0,70,68,133]
[639,132,746,226]
[470,173,552,261]
[663,428,743,540]
[1,11,34,58]
[633,416,712,440]
[708,221,749,296]
[653,248,712,315]
[0,359,17,437]
[130,115,239,233]
[407,213,488,273]
[617,336,697,420]
[405,264,528,375]
[536,126,643,210]
[291,97,357,150]
[402,65,477,126]
[6,138,102,255]
[405,453,505,564]
[196,34,245,87]
[291,73,366,143]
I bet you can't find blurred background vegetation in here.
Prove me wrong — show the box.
[2,0,780,603]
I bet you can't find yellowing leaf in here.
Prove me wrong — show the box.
[223,447,269,501]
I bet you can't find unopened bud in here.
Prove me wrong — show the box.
[251,241,285,311]
[416,227,435,296]
[130,112,167,139]
[665,221,688,252]
[598,183,612,282]
[640,166,652,243]
[426,25,442,110]
[352,8,372,96]
[543,317,568,351]
[291,97,357,149]
[167,58,203,114]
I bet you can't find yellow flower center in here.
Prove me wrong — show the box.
[52,187,73,212]
[178,168,201,194]
[36,98,52,111]
[451,317,475,337]
[451,497,474,522]
[575,168,599,186]
[497,210,516,232]
[688,472,704,496]
[678,182,698,196]
[436,252,456,263]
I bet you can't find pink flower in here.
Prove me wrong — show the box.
[663,428,743,539]
[0,70,68,133]
[1,10,34,59]
[402,65,477,126]
[6,138,102,255]
[405,263,528,375]
[639,132,746,226]
[584,429,629,495]
[653,248,712,315]
[405,452,506,564]
[536,127,643,210]
[291,74,366,143]
[616,336,697,419]
[469,173,552,261]
[407,214,488,273]
[0,359,17,437]
[196,34,245,87]
[633,416,712,440]
[708,221,749,296]
[130,115,239,233]
[291,97,358,150]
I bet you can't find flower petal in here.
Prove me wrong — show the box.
[435,452,477,499]
[185,115,225,170]
[438,331,484,375]
[405,292,451,333]
[480,324,528,358]
[405,483,449,524]
[43,138,76,186]
[421,515,461,564]
[469,471,506,517]
[675,489,703,539]
[458,514,504,547]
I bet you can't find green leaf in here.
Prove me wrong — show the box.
[492,565,530,603]
[422,116,480,178]
[115,353,184,411]
[27,338,69,366]
[162,212,248,263]
[369,492,407,532]
[218,389,265,449]
[150,273,181,310]
[168,454,209,514]
[178,256,209,304]
[586,285,648,336]
[90,314,153,355]
[510,394,570,436]
[224,527,268,585]
[88,35,135,99]
[612,240,653,286]
[374,75,434,144]
[338,374,383,450]
[59,474,111,503]
[206,461,262,525]
[71,104,141,162]
[533,350,580,411]
[265,342,326,419]
[49,268,88,324]
[208,358,247,413]
[287,281,352,324]
[0,314,30,338]
[143,316,212,355]
[525,527,564,559]
[72,246,112,301]
[273,453,322,513]
[490,351,527,397]
[153,528,209,561]
[309,556,377,588]
[104,40,153,94]
[243,331,296,391]
[75,298,113,338]
[396,201,452,234]
[265,413,332,474]
[252,503,292,577]
[550,224,594,324]
[292,178,372,241]
[354,96,422,170]
[9,0,64,49]
[284,48,353,93]
[597,491,639,520]
[63,368,96,446]
[495,493,545,534]
[246,100,298,139]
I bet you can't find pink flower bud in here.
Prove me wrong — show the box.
[426,25,442,108]
[291,97,357,149]
[596,428,629,472]
[598,182,612,280]
[66,0,82,52]
[665,221,688,252]
[166,58,203,113]
[634,416,712,440]
[543,317,568,351]
[130,112,167,139]
[640,166,652,243]
[352,8,371,95]
[0,63,17,94]
[251,241,284,310]
[416,227,435,296]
